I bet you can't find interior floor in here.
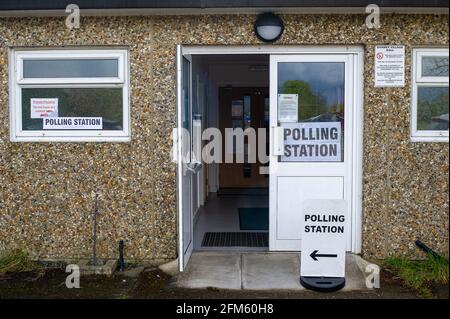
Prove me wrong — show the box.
[194,191,269,251]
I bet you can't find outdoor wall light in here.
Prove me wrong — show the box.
[254,12,284,43]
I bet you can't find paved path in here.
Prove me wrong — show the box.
[175,252,370,291]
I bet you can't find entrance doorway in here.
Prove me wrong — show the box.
[176,46,364,271]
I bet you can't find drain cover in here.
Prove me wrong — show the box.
[201,232,268,247]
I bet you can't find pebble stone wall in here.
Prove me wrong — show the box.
[0,14,448,261]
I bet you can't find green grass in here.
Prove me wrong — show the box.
[0,250,38,275]
[385,253,449,297]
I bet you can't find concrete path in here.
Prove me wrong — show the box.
[175,252,370,291]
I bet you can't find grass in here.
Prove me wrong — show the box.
[384,253,449,297]
[0,249,38,275]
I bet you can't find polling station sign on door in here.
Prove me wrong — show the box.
[281,122,342,162]
[277,94,343,162]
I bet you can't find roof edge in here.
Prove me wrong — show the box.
[0,7,448,18]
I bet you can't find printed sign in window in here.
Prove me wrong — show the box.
[278,94,298,123]
[281,122,341,162]
[43,117,103,130]
[30,98,58,118]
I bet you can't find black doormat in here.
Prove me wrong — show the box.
[201,232,268,247]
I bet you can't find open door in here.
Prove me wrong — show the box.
[269,54,354,251]
[176,45,193,271]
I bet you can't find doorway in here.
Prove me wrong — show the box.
[176,46,364,271]
[218,87,269,189]
[187,54,271,253]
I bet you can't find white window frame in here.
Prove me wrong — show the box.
[9,48,130,142]
[411,48,449,143]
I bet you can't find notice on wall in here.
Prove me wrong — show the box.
[281,122,341,162]
[374,45,405,87]
[43,117,103,130]
[278,94,298,123]
[300,199,347,278]
[30,98,58,118]
[232,100,243,117]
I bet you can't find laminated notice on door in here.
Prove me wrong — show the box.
[30,98,58,118]
[278,94,298,123]
[281,122,341,162]
[43,117,103,130]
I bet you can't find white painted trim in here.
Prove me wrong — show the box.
[9,48,131,143]
[176,45,185,271]
[177,47,194,272]
[15,50,126,84]
[410,48,449,143]
[0,7,448,17]
[353,51,365,254]
[183,45,365,56]
[179,45,364,254]
[415,49,449,83]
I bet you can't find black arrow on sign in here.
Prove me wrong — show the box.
[310,250,338,261]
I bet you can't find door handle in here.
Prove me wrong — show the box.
[186,161,202,173]
[172,128,178,163]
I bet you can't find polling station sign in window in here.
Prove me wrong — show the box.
[281,122,342,162]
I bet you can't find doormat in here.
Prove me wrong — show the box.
[239,207,269,230]
[201,232,268,247]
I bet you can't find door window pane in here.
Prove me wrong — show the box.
[422,57,449,77]
[182,58,191,131]
[22,88,123,130]
[278,62,345,162]
[23,59,119,78]
[417,86,449,131]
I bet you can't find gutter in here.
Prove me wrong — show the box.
[0,7,448,18]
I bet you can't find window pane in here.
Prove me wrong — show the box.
[23,59,119,78]
[422,56,449,77]
[22,88,123,130]
[417,86,449,131]
[278,62,345,162]
[182,57,191,131]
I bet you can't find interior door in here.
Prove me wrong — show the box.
[177,46,193,271]
[269,54,354,251]
[218,87,269,188]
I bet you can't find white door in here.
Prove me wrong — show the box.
[269,54,354,251]
[177,46,193,271]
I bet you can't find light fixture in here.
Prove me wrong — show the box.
[254,12,284,43]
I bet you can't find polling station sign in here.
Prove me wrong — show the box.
[300,199,348,278]
[43,117,103,130]
[281,122,341,162]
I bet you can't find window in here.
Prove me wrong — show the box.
[411,48,449,143]
[9,49,130,142]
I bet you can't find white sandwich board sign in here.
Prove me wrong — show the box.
[300,199,347,278]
